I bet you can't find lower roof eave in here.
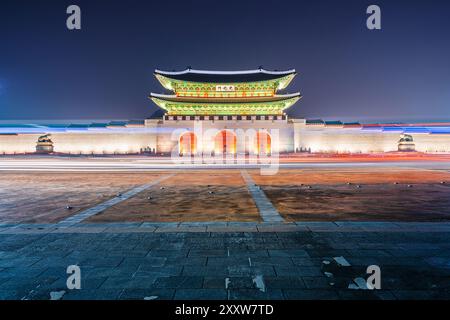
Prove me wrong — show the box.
[149,92,301,103]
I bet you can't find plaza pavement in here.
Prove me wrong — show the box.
[1,221,450,300]
[1,160,450,300]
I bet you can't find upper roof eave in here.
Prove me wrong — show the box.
[155,68,296,76]
[154,68,297,83]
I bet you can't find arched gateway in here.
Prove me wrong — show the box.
[150,68,301,156]
[214,130,237,155]
[179,132,197,156]
[255,131,271,155]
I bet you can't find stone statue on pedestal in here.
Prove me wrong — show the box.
[398,134,415,152]
[36,134,54,153]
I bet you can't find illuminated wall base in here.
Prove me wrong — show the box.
[1,119,450,155]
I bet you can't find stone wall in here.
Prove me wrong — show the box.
[296,124,450,153]
[0,132,155,155]
[1,119,449,155]
[0,134,40,154]
[50,132,154,154]
[413,134,450,152]
[297,126,400,153]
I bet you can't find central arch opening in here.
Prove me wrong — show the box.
[255,131,272,155]
[179,132,197,156]
[214,130,236,155]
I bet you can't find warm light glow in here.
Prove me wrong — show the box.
[177,91,274,98]
[214,130,237,155]
[255,132,272,155]
[179,132,197,155]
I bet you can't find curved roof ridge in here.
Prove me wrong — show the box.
[155,68,296,76]
[150,92,301,99]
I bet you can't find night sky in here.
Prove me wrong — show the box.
[1,0,449,122]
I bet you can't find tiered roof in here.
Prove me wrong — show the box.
[150,68,301,116]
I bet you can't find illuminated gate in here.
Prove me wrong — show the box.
[214,130,236,155]
[179,132,197,155]
[255,131,272,155]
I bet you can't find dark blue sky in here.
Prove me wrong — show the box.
[1,0,449,122]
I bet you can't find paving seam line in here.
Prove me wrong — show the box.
[240,170,284,222]
[57,173,176,227]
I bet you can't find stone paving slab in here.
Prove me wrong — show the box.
[4,221,450,234]
[1,225,450,299]
[206,226,259,233]
[174,289,227,300]
[156,226,207,233]
[118,288,175,300]
[140,222,179,228]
